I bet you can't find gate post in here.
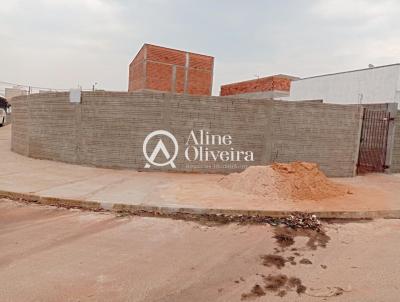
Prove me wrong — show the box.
[385,103,398,173]
[354,106,365,176]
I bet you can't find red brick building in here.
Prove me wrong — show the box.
[128,44,214,96]
[220,75,298,99]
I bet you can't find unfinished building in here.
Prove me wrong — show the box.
[128,44,214,96]
[220,75,298,99]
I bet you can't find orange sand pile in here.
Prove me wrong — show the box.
[219,162,349,201]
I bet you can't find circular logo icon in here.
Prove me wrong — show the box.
[143,130,178,168]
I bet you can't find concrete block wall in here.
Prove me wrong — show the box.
[128,44,214,96]
[391,111,400,173]
[270,102,363,177]
[4,113,12,125]
[11,91,364,177]
[28,93,78,163]
[10,97,29,156]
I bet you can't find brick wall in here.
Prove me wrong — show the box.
[128,46,146,91]
[128,44,214,96]
[11,91,363,177]
[220,76,293,96]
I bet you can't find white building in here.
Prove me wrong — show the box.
[5,87,28,100]
[289,63,400,105]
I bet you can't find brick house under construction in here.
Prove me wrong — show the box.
[220,74,299,99]
[128,44,214,96]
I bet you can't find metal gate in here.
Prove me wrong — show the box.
[357,109,391,174]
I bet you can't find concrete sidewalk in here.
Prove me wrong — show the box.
[1,125,400,218]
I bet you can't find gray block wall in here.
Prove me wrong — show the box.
[10,98,29,156]
[391,111,400,173]
[270,102,363,177]
[11,91,363,177]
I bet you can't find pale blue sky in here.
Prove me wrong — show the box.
[1,0,400,95]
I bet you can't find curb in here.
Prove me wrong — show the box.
[1,189,399,220]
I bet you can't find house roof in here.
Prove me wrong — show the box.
[298,63,400,81]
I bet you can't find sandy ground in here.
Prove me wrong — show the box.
[1,198,400,302]
[1,125,400,213]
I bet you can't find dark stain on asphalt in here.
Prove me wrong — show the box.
[263,274,307,296]
[288,277,307,294]
[241,224,331,300]
[273,227,330,251]
[261,254,287,269]
[273,232,295,248]
[287,256,296,265]
[241,284,266,300]
[261,254,300,269]
[264,274,288,292]
[241,271,308,299]
[277,290,287,297]
[299,258,313,265]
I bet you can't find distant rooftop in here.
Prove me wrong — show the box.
[298,63,400,81]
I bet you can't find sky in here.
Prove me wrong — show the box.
[1,0,400,95]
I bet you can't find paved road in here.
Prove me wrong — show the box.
[1,199,400,302]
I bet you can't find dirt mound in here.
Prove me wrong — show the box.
[219,162,349,201]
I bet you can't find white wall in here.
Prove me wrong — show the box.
[5,88,28,100]
[396,67,400,103]
[290,64,400,104]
